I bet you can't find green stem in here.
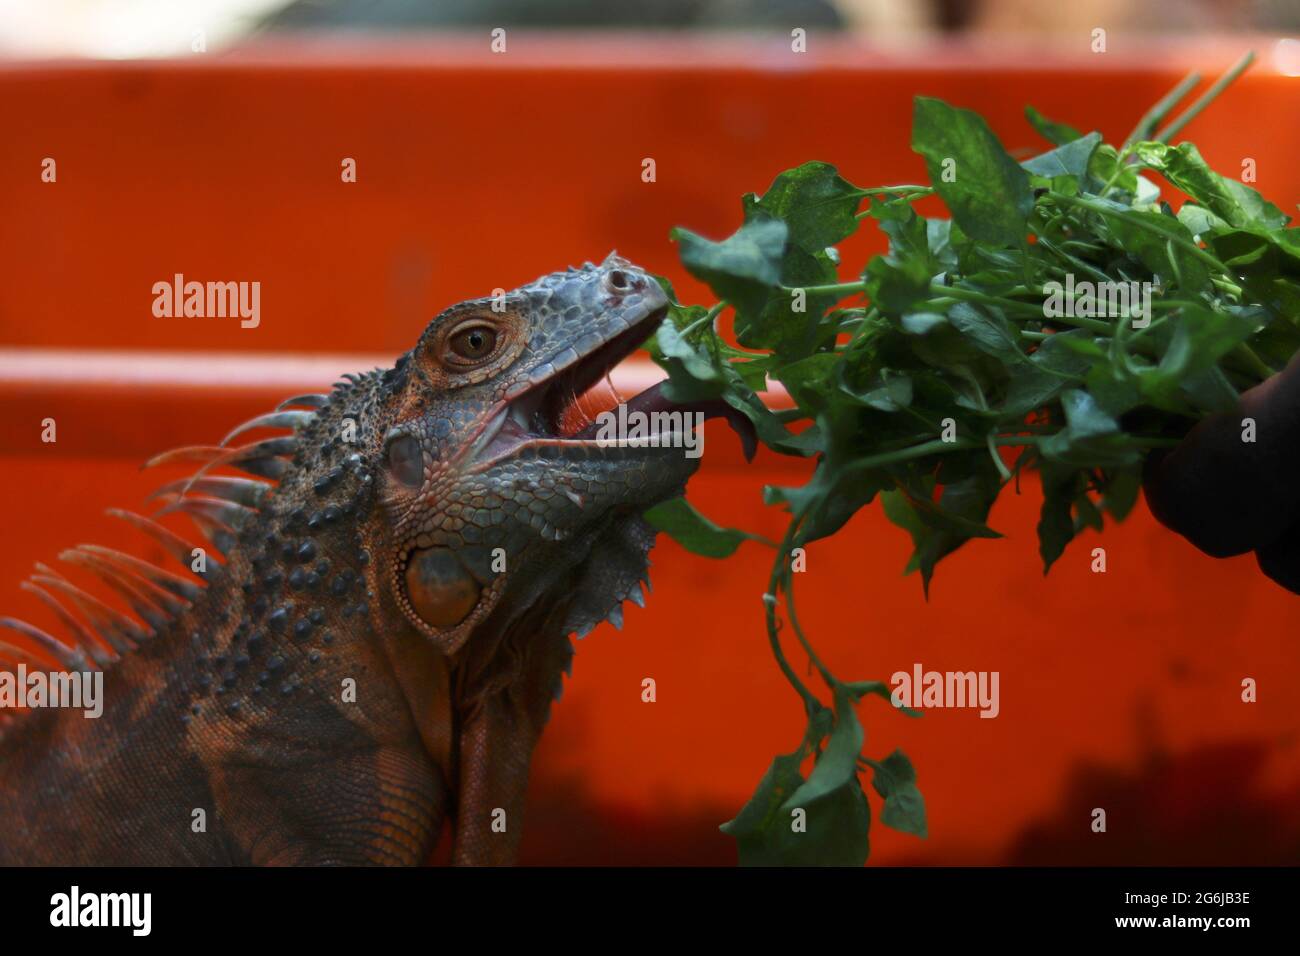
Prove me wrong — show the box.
[794,281,869,297]
[764,519,821,713]
[936,284,1118,334]
[1098,145,1135,197]
[679,302,725,338]
[1155,51,1256,143]
[1035,236,1113,285]
[853,185,934,217]
[840,437,978,474]
[928,284,1045,318]
[1124,71,1202,146]
[1054,193,1236,281]
[1232,342,1275,381]
[1211,276,1245,299]
[861,185,933,196]
[838,431,1181,477]
[782,564,837,691]
[987,432,1013,482]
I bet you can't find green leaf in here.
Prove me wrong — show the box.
[912,96,1034,247]
[900,311,948,335]
[1037,462,1087,571]
[947,301,1027,360]
[1100,467,1141,521]
[1024,104,1084,146]
[720,749,804,839]
[643,286,734,407]
[723,740,872,866]
[1211,229,1273,268]
[750,253,837,355]
[724,389,822,457]
[1152,303,1260,386]
[1085,358,1143,418]
[863,198,943,314]
[643,497,763,559]
[865,252,932,314]
[764,452,886,544]
[868,195,931,261]
[1039,389,1142,468]
[781,686,864,812]
[910,472,1004,540]
[1074,492,1104,532]
[1178,364,1240,414]
[1059,387,1118,438]
[1177,202,1230,238]
[775,353,838,410]
[654,318,723,382]
[869,749,928,838]
[1022,131,1102,179]
[927,218,961,272]
[839,368,914,412]
[1076,195,1211,294]
[786,469,876,541]
[1132,141,1290,232]
[1087,144,1138,195]
[1001,330,1092,417]
[881,466,1002,594]
[750,161,863,253]
[671,218,786,322]
[740,780,872,867]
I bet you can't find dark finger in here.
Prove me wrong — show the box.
[1142,351,1300,557]
[1256,517,1300,595]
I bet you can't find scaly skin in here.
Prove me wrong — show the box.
[0,254,710,865]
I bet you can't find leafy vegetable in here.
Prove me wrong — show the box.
[641,497,769,559]
[644,53,1294,866]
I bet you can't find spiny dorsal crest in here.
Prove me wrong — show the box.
[0,387,343,736]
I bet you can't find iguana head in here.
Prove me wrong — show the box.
[370,253,728,655]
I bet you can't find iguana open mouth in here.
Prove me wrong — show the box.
[466,304,756,468]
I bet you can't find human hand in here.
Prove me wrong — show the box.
[1142,353,1300,594]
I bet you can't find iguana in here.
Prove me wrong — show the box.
[0,254,749,865]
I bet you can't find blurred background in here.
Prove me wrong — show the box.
[1,0,1299,865]
[3,0,1300,56]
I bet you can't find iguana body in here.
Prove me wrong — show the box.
[0,256,736,865]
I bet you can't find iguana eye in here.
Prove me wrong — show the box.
[446,325,498,364]
[385,432,424,487]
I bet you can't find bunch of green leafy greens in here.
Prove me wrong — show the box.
[642,52,1300,866]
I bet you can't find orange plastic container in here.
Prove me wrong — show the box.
[2,37,1299,864]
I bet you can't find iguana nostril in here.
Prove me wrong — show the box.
[603,269,634,293]
[404,547,480,629]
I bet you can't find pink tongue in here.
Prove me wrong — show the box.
[572,381,757,461]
